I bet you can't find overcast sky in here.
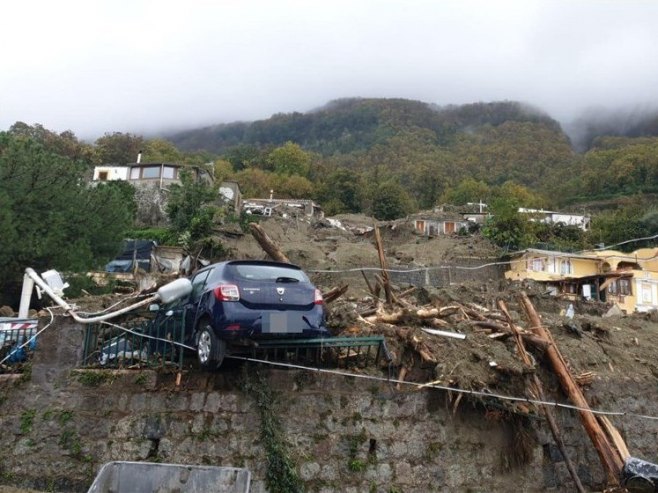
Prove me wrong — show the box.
[1,0,658,140]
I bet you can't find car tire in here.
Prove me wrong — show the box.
[196,325,226,369]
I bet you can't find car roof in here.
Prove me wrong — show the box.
[194,259,303,276]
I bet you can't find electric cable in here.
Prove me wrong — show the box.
[307,233,658,274]
[87,322,658,424]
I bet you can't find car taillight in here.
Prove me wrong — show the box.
[214,284,240,301]
[314,288,324,305]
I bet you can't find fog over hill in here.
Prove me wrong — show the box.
[167,98,658,154]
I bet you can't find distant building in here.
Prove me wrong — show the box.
[93,166,129,182]
[92,162,213,189]
[218,181,243,212]
[518,208,590,231]
[243,198,323,218]
[412,213,468,236]
[506,247,658,313]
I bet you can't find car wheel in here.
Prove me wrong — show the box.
[197,325,226,369]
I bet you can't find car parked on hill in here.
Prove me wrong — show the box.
[182,260,329,368]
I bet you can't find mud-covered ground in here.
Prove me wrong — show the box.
[16,213,658,409]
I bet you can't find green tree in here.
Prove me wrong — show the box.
[231,168,274,198]
[587,201,653,251]
[267,142,311,177]
[166,170,217,241]
[371,181,414,220]
[482,197,535,250]
[213,159,235,183]
[440,177,491,205]
[316,168,364,214]
[0,132,134,305]
[142,138,183,163]
[492,181,546,208]
[272,174,315,199]
[95,132,144,164]
[9,122,97,164]
[223,144,265,171]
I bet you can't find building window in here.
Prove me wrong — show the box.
[608,279,632,296]
[130,167,140,179]
[619,278,631,296]
[163,166,177,179]
[560,259,572,275]
[141,166,161,179]
[98,171,108,181]
[642,283,652,303]
[529,258,544,271]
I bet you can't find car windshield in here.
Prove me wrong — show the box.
[227,264,309,282]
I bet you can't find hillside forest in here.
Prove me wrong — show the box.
[1,98,657,305]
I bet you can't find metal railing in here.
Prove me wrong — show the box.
[0,321,38,373]
[245,336,392,369]
[81,314,187,370]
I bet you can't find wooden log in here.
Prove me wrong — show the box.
[438,305,461,316]
[359,307,378,317]
[519,292,623,486]
[396,367,408,390]
[399,286,417,298]
[416,307,439,318]
[378,310,405,324]
[598,416,631,462]
[373,225,393,306]
[360,270,376,297]
[498,300,585,493]
[248,223,290,263]
[430,318,450,328]
[322,284,349,304]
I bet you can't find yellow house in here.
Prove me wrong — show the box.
[590,248,658,313]
[506,247,658,313]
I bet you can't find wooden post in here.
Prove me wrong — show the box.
[519,292,623,486]
[498,300,585,493]
[361,270,376,297]
[249,223,290,263]
[373,225,393,306]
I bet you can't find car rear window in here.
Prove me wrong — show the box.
[226,264,309,282]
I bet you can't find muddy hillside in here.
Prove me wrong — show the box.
[1,213,657,492]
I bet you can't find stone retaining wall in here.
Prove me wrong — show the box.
[0,317,656,492]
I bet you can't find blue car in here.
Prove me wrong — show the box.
[183,260,329,368]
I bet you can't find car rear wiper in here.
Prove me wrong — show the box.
[275,276,300,283]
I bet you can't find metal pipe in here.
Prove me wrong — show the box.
[24,268,159,324]
[18,274,35,318]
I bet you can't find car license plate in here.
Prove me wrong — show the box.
[263,313,301,334]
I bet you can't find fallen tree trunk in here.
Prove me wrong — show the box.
[519,292,623,486]
[499,300,585,493]
[322,284,349,304]
[248,223,290,263]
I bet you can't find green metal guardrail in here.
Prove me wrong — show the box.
[81,314,186,370]
[81,313,391,371]
[244,336,392,369]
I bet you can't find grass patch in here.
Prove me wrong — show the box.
[20,409,36,434]
[76,371,110,387]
